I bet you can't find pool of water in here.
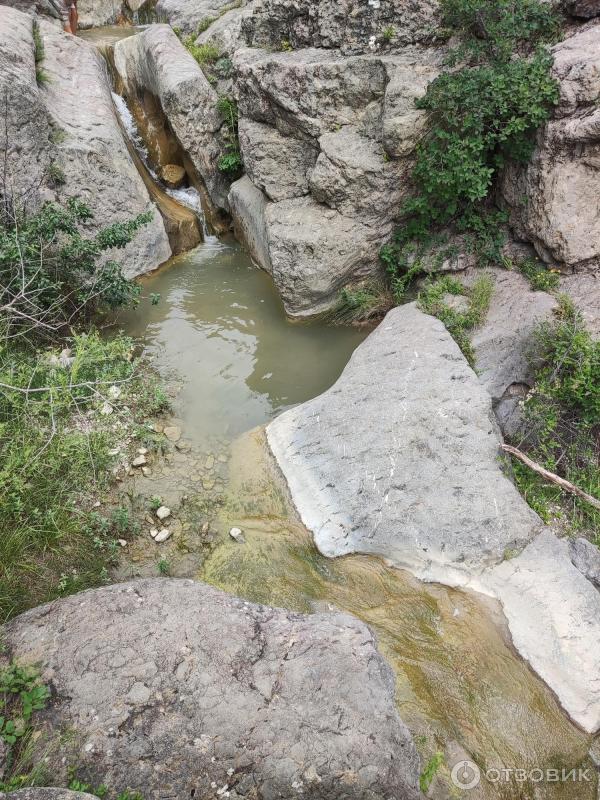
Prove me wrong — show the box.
[114,238,367,445]
[78,25,143,47]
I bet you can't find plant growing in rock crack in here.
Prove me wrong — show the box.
[32,20,48,87]
[381,0,561,295]
[418,273,494,364]
[216,95,243,178]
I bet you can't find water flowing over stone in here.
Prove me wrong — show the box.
[3,579,422,800]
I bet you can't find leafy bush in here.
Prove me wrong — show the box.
[183,38,220,65]
[0,198,149,343]
[513,298,600,531]
[382,0,560,289]
[515,257,560,291]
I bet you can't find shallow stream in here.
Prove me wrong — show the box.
[88,24,599,798]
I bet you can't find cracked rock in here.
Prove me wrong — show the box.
[2,579,421,799]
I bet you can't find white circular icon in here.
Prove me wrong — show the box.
[451,760,481,790]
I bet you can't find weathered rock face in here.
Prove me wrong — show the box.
[39,21,172,276]
[77,0,122,28]
[483,530,600,734]
[242,0,440,54]
[502,23,600,273]
[3,579,422,800]
[228,175,272,270]
[230,46,442,316]
[569,536,600,587]
[267,303,542,584]
[155,0,247,36]
[568,0,600,18]
[0,7,52,209]
[0,9,171,277]
[114,24,231,213]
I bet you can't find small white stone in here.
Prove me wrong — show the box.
[137,447,148,455]
[100,401,114,416]
[155,528,171,543]
[156,506,171,521]
[118,539,127,547]
[150,528,159,539]
[132,454,147,467]
[108,385,122,400]
[229,527,245,543]
[93,500,101,508]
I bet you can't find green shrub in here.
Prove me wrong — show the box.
[516,257,560,291]
[46,160,66,188]
[512,298,600,531]
[329,280,392,324]
[0,198,149,343]
[183,38,220,65]
[382,0,560,290]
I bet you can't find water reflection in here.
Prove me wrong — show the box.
[115,238,366,443]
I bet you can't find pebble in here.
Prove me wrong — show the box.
[202,479,215,491]
[175,441,191,452]
[108,385,122,400]
[132,455,147,467]
[205,455,215,471]
[100,402,114,416]
[150,528,159,539]
[118,539,127,547]
[137,447,148,455]
[156,506,171,521]
[163,426,181,443]
[229,527,245,543]
[141,466,151,477]
[155,528,172,543]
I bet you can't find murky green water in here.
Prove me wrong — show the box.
[78,25,142,46]
[115,238,366,445]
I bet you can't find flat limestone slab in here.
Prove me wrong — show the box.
[267,303,541,584]
[482,530,600,733]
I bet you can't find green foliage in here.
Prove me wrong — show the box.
[196,16,217,33]
[515,257,560,291]
[329,280,392,324]
[512,298,600,531]
[381,25,395,42]
[157,558,170,575]
[382,0,560,291]
[0,198,149,343]
[32,21,48,86]
[46,161,66,188]
[419,752,445,793]
[279,39,293,51]
[441,0,560,63]
[418,273,493,364]
[68,770,143,799]
[217,95,243,179]
[0,662,49,746]
[183,38,220,65]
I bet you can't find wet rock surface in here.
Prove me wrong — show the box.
[3,579,422,800]
[268,302,542,583]
[483,530,600,734]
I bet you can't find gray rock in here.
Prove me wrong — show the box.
[77,0,124,28]
[242,0,440,54]
[569,537,600,587]
[38,23,171,277]
[239,118,318,201]
[155,0,247,36]
[502,23,600,272]
[382,52,442,158]
[0,7,51,211]
[3,791,97,800]
[482,530,600,733]
[266,197,381,317]
[114,25,231,213]
[234,47,389,140]
[229,175,272,271]
[267,303,542,584]
[568,0,600,17]
[196,1,257,55]
[3,579,422,800]
[466,268,558,402]
[559,272,600,338]
[309,125,408,227]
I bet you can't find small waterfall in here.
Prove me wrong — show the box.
[111,90,211,239]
